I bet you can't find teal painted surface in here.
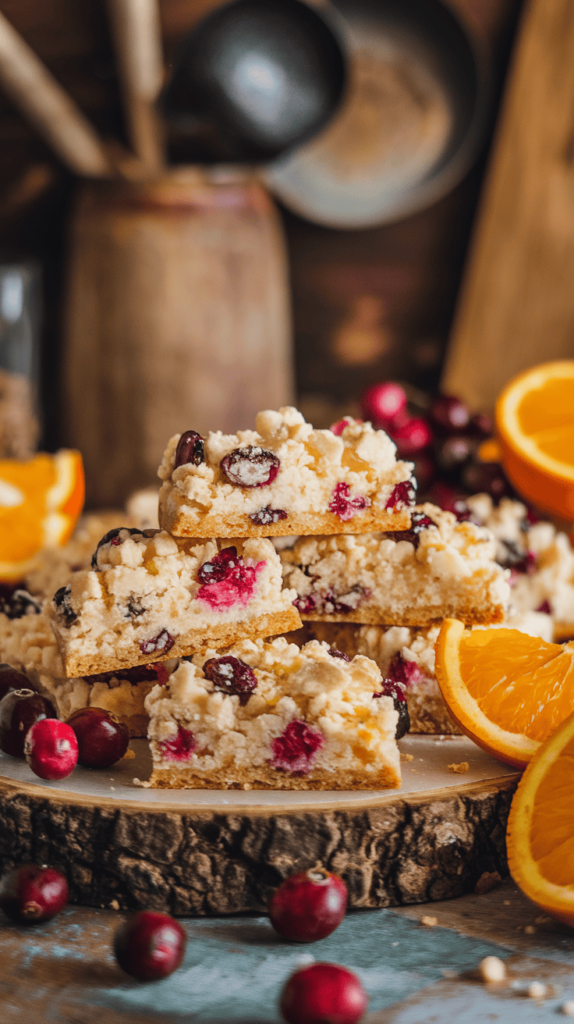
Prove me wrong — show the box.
[89,910,512,1021]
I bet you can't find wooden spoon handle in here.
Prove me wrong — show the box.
[107,0,165,174]
[0,10,112,178]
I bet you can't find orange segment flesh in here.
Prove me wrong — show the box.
[0,450,85,581]
[496,361,574,518]
[507,711,574,924]
[435,619,574,769]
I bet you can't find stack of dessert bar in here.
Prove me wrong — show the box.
[44,407,417,790]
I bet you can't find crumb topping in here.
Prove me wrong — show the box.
[158,406,414,523]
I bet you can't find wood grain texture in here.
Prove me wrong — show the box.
[0,774,517,915]
[442,0,574,409]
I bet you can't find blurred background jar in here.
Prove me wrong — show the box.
[0,261,41,459]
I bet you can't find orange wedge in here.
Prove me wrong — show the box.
[496,360,574,520]
[434,619,574,769]
[507,710,574,925]
[0,450,85,581]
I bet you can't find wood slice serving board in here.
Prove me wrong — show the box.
[0,736,519,916]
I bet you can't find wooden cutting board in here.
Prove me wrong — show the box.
[442,0,574,409]
[0,735,519,915]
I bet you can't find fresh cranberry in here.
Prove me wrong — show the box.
[0,666,37,701]
[174,429,204,469]
[0,690,56,758]
[114,911,186,981]
[91,527,144,569]
[385,481,416,511]
[67,708,129,768]
[361,381,408,430]
[0,589,41,619]
[536,600,552,614]
[391,417,432,457]
[269,865,348,942]
[221,446,280,487]
[140,629,175,657]
[203,655,257,705]
[159,726,196,762]
[52,585,77,626]
[461,461,512,502]
[197,546,238,584]
[0,864,68,924]
[25,719,78,780]
[373,677,410,740]
[429,394,471,434]
[328,482,371,522]
[280,962,368,1024]
[328,648,351,662]
[390,511,435,550]
[434,435,474,474]
[270,720,324,775]
[249,506,288,525]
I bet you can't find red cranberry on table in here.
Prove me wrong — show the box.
[360,382,408,431]
[434,435,474,475]
[25,719,78,780]
[0,690,56,758]
[114,911,187,981]
[429,395,471,435]
[280,962,368,1024]
[0,665,37,701]
[269,865,348,943]
[0,864,68,924]
[67,707,130,768]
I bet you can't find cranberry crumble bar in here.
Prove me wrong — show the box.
[146,637,401,790]
[280,504,510,628]
[49,529,300,678]
[158,407,416,538]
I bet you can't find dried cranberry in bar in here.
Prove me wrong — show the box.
[174,430,204,469]
[385,481,416,510]
[203,655,257,705]
[270,720,324,775]
[196,547,238,584]
[249,506,288,525]
[328,482,371,522]
[140,629,175,657]
[390,511,435,550]
[220,446,280,487]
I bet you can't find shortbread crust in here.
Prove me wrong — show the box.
[280,504,510,628]
[158,407,415,538]
[146,637,401,790]
[49,530,300,678]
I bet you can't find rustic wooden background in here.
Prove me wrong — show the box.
[0,0,521,449]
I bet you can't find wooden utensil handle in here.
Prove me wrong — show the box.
[107,0,165,173]
[0,10,112,178]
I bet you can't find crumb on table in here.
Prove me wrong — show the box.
[420,915,438,927]
[448,761,469,774]
[479,956,506,983]
[474,870,502,895]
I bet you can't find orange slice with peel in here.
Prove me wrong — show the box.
[0,450,84,581]
[434,619,574,769]
[496,360,574,519]
[507,709,574,925]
